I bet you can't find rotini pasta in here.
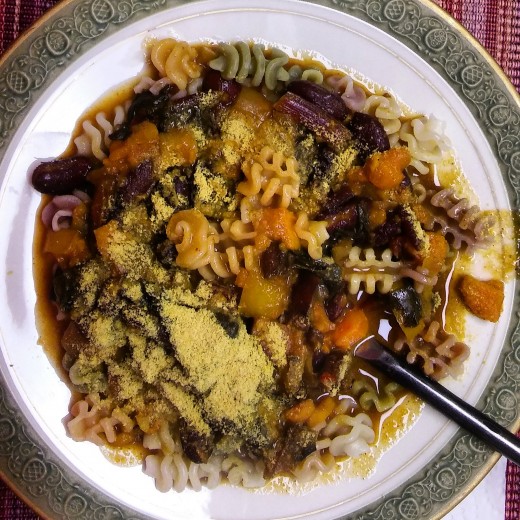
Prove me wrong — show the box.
[342,247,401,294]
[209,42,290,90]
[294,213,329,260]
[325,74,367,112]
[398,116,450,175]
[150,38,202,91]
[363,93,403,146]
[429,188,495,245]
[74,103,129,160]
[67,395,134,446]
[351,378,401,413]
[320,412,375,458]
[285,64,324,85]
[238,146,300,208]
[394,320,470,380]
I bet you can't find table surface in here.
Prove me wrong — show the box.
[0,0,519,518]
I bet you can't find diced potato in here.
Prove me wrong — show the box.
[239,270,291,319]
[422,232,448,275]
[459,275,504,322]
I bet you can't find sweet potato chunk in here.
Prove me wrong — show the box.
[422,232,448,275]
[239,270,291,319]
[365,147,411,190]
[44,228,90,268]
[459,275,504,322]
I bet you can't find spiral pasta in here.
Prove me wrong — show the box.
[238,146,300,208]
[294,213,329,260]
[319,412,375,458]
[363,93,403,146]
[67,395,134,446]
[291,451,336,482]
[144,451,224,492]
[150,38,202,91]
[166,208,257,280]
[343,247,401,294]
[428,188,495,245]
[285,64,324,85]
[394,320,470,380]
[74,103,129,160]
[325,74,367,112]
[209,42,290,90]
[166,209,213,269]
[351,378,401,413]
[399,116,450,174]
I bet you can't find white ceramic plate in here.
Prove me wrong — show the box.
[0,0,519,518]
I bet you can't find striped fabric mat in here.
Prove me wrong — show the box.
[0,0,519,518]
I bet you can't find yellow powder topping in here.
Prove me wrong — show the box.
[193,163,237,216]
[402,204,429,252]
[108,362,144,401]
[87,312,126,354]
[221,114,255,162]
[159,299,274,432]
[330,146,357,182]
[254,319,288,369]
[160,381,212,436]
[151,192,175,228]
[122,280,143,302]
[128,332,185,386]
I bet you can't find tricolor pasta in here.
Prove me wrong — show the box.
[31,37,504,495]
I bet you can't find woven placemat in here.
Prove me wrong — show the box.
[0,0,519,518]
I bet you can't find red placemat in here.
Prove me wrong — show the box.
[0,0,519,519]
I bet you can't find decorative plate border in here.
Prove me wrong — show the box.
[0,0,518,518]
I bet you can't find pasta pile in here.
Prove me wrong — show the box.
[31,37,504,494]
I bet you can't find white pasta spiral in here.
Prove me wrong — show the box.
[363,94,403,146]
[343,247,401,294]
[74,103,129,160]
[294,213,329,260]
[399,115,449,174]
[320,412,375,458]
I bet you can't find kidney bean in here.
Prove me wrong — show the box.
[274,92,351,151]
[325,204,358,233]
[312,350,327,373]
[31,156,93,195]
[316,183,355,219]
[347,112,390,162]
[202,69,241,106]
[120,160,154,203]
[325,291,348,321]
[287,80,349,120]
[289,271,321,316]
[260,242,289,278]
